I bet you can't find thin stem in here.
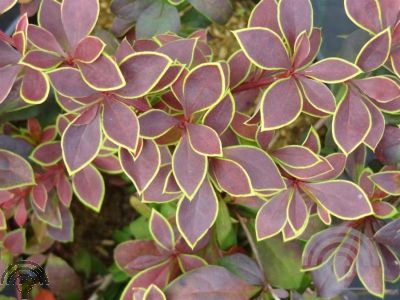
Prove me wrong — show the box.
[232,76,278,93]
[234,210,280,300]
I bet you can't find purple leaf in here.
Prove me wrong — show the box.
[186,123,222,156]
[292,31,311,69]
[178,254,207,272]
[211,157,252,196]
[261,78,303,130]
[38,0,69,48]
[150,209,175,251]
[228,51,251,88]
[165,266,258,300]
[120,139,160,194]
[363,99,385,150]
[73,36,105,63]
[234,28,290,70]
[0,40,20,67]
[102,98,139,151]
[22,50,63,70]
[203,93,235,135]
[333,88,371,154]
[256,190,291,240]
[77,54,125,91]
[157,38,198,66]
[287,188,309,235]
[352,76,400,103]
[356,235,384,297]
[62,105,102,174]
[0,0,16,14]
[61,0,99,46]
[27,25,64,54]
[173,134,207,198]
[298,76,336,114]
[370,171,400,195]
[116,52,171,98]
[223,146,285,191]
[0,65,21,104]
[344,0,382,34]
[57,174,72,207]
[182,63,225,117]
[21,68,50,104]
[0,149,34,190]
[248,0,279,33]
[177,177,218,248]
[302,180,373,219]
[379,245,400,281]
[48,67,96,98]
[374,218,400,251]
[46,254,83,299]
[303,58,361,83]
[272,145,321,169]
[356,28,391,72]
[139,109,179,138]
[278,0,313,48]
[32,183,48,212]
[72,164,105,212]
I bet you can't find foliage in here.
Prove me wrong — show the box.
[0,0,400,299]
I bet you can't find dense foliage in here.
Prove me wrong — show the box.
[1,0,400,299]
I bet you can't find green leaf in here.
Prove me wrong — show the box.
[248,221,308,289]
[136,1,181,38]
[216,200,237,250]
[129,216,152,240]
[72,249,92,278]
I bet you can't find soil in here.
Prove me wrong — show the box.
[60,178,134,265]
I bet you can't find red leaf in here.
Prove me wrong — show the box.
[21,68,50,104]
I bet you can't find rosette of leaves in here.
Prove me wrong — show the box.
[255,127,373,241]
[0,14,50,105]
[344,0,400,77]
[302,167,400,297]
[110,0,233,38]
[114,210,259,300]
[232,0,362,131]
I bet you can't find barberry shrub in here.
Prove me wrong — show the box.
[0,0,400,299]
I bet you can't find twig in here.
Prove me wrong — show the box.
[87,274,113,300]
[234,210,280,300]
